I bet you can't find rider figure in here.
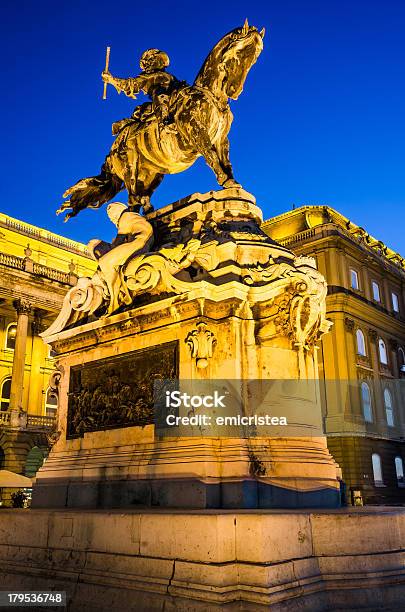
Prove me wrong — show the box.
[102,48,183,134]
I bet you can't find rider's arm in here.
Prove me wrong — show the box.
[102,72,145,98]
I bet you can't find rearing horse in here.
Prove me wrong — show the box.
[58,22,264,221]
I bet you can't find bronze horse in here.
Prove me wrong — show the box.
[58,22,264,221]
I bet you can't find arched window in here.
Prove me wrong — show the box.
[372,453,383,485]
[44,388,58,418]
[350,269,359,290]
[5,323,17,350]
[0,378,11,411]
[361,382,373,423]
[395,457,404,487]
[384,389,394,427]
[356,329,366,356]
[378,339,388,365]
[372,281,381,302]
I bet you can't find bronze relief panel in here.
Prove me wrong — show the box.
[67,341,178,438]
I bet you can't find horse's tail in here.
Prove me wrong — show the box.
[57,162,124,222]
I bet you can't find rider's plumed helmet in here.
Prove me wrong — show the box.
[140,49,170,72]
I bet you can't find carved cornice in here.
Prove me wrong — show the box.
[0,215,91,259]
[263,205,405,278]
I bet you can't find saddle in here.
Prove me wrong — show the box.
[111,87,185,136]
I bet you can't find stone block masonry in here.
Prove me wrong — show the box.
[0,508,404,610]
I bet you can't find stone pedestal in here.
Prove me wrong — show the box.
[33,189,340,509]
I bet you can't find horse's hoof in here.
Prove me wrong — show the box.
[222,180,242,189]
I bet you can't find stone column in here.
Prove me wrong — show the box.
[9,299,32,413]
[28,313,46,416]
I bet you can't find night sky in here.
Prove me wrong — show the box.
[3,0,405,251]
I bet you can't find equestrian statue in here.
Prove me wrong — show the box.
[57,20,264,221]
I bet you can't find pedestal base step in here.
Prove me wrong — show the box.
[32,477,341,509]
[0,508,404,611]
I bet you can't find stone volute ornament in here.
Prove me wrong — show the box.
[185,322,217,368]
[45,364,64,447]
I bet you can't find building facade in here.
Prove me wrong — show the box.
[263,206,405,505]
[0,212,95,492]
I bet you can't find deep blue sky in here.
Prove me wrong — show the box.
[3,0,405,250]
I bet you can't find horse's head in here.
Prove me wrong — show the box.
[195,20,264,101]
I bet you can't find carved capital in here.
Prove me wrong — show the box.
[185,321,216,369]
[13,298,32,316]
[31,312,45,335]
[368,328,378,342]
[344,317,355,332]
